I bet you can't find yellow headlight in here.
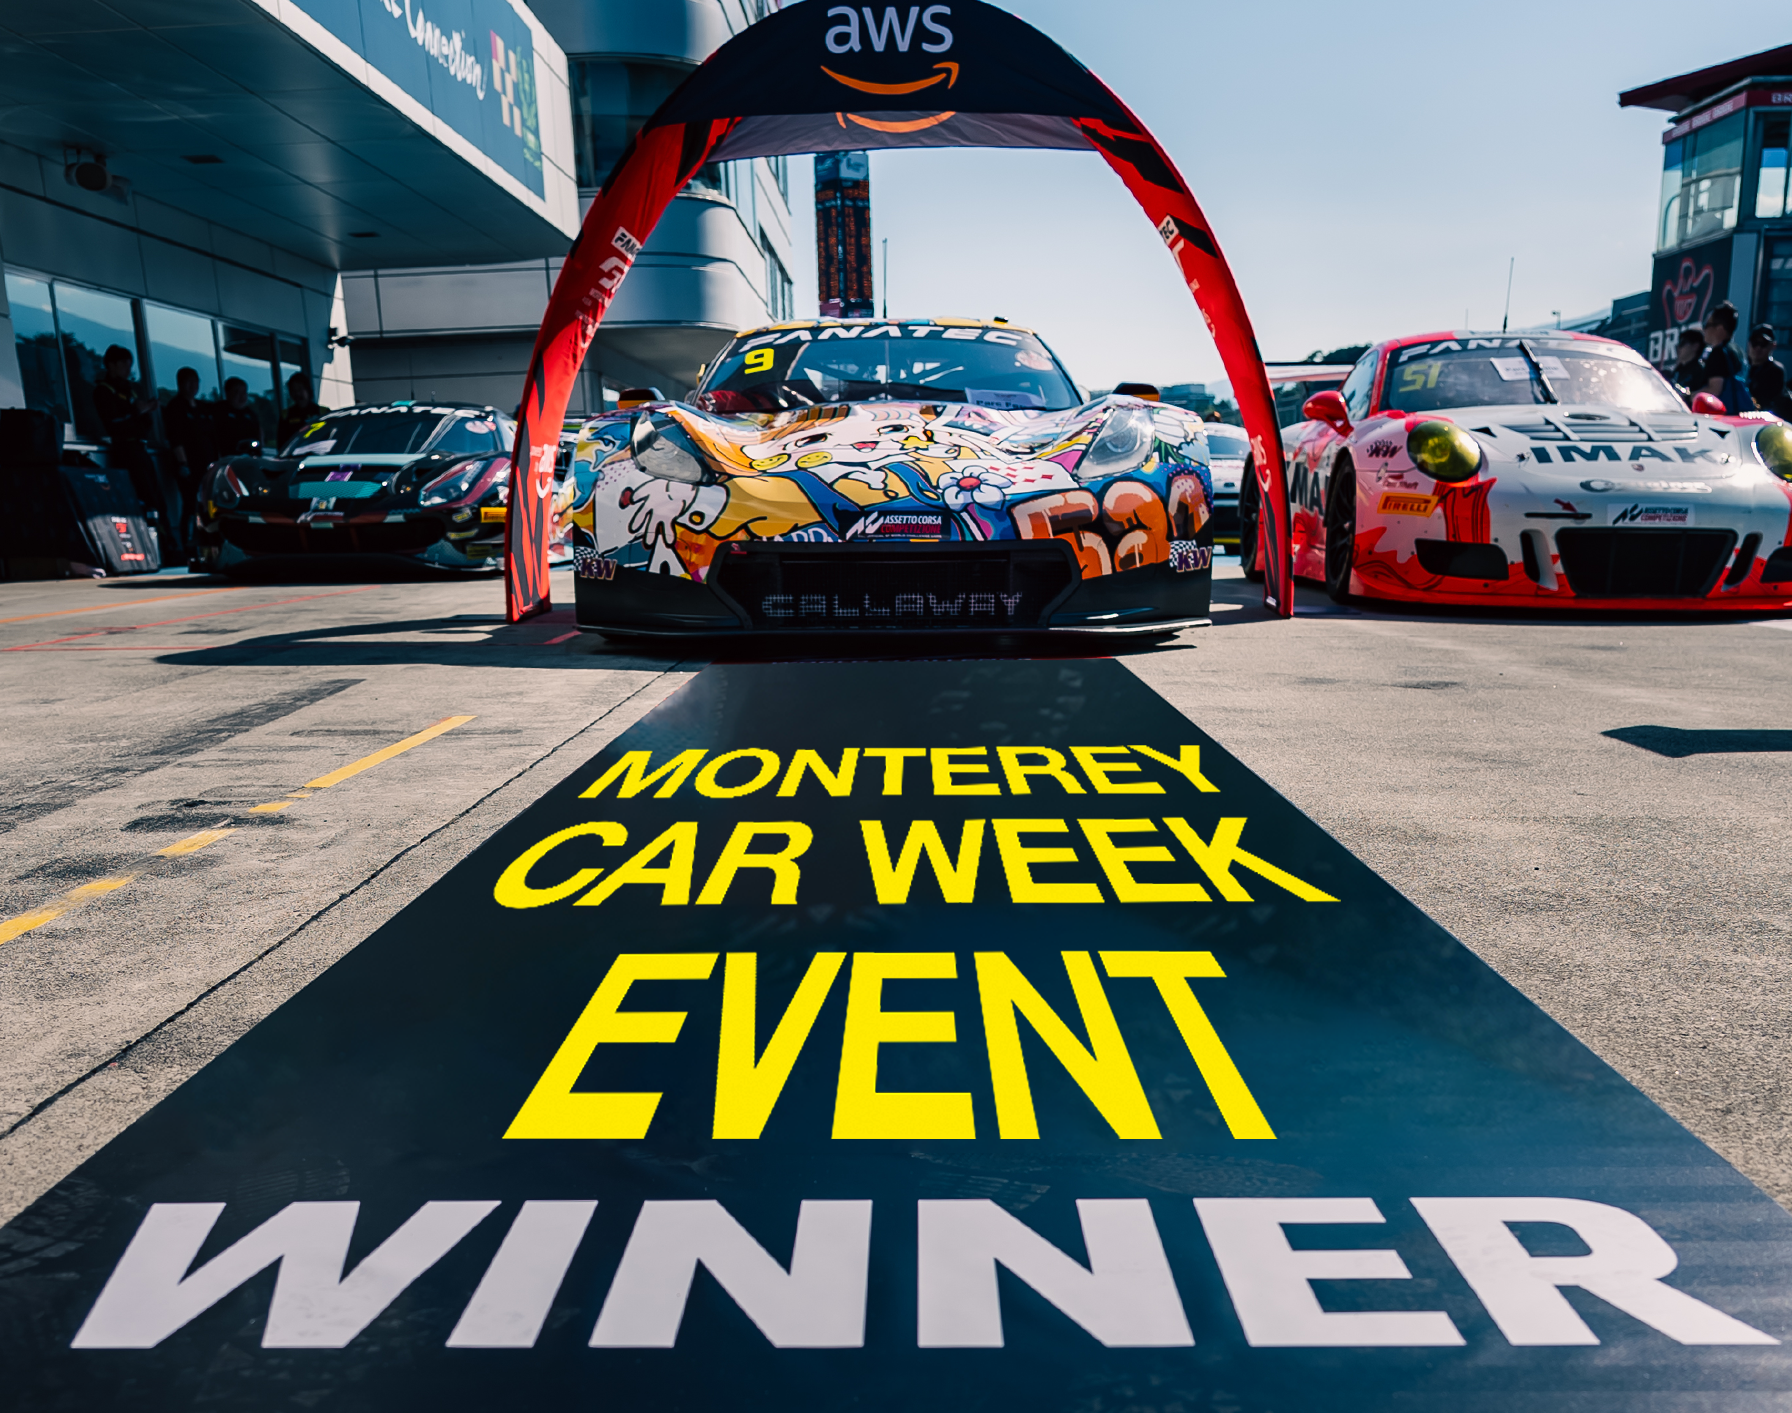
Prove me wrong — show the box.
[1406,420,1482,483]
[1754,423,1792,480]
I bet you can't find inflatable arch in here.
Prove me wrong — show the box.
[506,0,1293,621]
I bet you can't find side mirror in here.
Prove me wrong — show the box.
[1303,389,1353,436]
[1690,391,1727,415]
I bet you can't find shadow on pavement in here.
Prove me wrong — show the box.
[1605,725,1792,757]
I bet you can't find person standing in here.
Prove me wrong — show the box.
[1671,329,1707,402]
[92,344,181,555]
[1747,324,1789,417]
[215,377,264,456]
[275,372,327,450]
[161,366,216,549]
[1700,302,1753,412]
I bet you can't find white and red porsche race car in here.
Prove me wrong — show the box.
[1249,330,1792,609]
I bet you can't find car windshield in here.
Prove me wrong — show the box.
[1206,428,1250,459]
[696,323,1080,412]
[281,410,451,458]
[1380,341,1685,415]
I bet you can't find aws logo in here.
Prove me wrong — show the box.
[823,6,959,133]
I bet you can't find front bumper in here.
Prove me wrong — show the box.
[575,541,1213,636]
[204,508,503,568]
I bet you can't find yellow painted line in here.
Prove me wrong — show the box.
[305,715,476,789]
[0,874,136,946]
[159,828,235,856]
[248,801,294,813]
[0,905,71,945]
[285,790,314,799]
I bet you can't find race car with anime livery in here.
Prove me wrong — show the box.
[191,402,518,572]
[560,318,1216,638]
[1254,331,1792,609]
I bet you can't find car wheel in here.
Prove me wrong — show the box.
[1237,461,1264,583]
[1324,460,1356,604]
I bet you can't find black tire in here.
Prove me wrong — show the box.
[1324,459,1357,604]
[1237,460,1264,583]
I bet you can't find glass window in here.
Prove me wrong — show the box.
[1659,114,1745,250]
[761,232,793,322]
[1205,428,1250,460]
[1381,339,1684,415]
[219,325,278,441]
[569,58,691,190]
[53,282,139,443]
[697,324,1079,412]
[1759,238,1792,345]
[1758,116,1790,220]
[281,408,450,457]
[5,272,71,429]
[1340,350,1377,418]
[1658,138,1684,252]
[429,414,502,456]
[143,302,220,406]
[277,336,309,407]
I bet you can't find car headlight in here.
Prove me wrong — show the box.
[1076,405,1154,480]
[632,413,709,484]
[210,467,243,509]
[419,459,491,506]
[1406,420,1482,483]
[1754,423,1792,480]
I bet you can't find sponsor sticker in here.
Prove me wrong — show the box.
[1168,540,1211,573]
[1378,492,1439,517]
[869,514,945,538]
[1610,503,1693,526]
[612,226,643,260]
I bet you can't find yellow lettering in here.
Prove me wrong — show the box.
[974,951,1159,1139]
[996,746,1087,796]
[505,952,717,1139]
[1100,951,1274,1138]
[713,951,846,1138]
[1070,746,1163,795]
[863,747,926,795]
[580,749,707,799]
[574,821,699,906]
[776,747,860,797]
[694,748,781,798]
[1128,744,1220,793]
[1078,819,1210,902]
[493,822,627,908]
[695,822,812,905]
[992,819,1102,903]
[832,953,974,1138]
[931,747,999,795]
[1161,817,1338,902]
[860,819,984,903]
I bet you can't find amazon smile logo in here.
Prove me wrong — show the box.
[821,60,958,95]
[824,6,958,133]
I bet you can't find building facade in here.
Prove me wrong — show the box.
[342,0,797,413]
[1,0,577,448]
[1621,46,1792,369]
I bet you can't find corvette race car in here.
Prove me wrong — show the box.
[192,402,517,572]
[1253,330,1792,608]
[560,318,1216,637]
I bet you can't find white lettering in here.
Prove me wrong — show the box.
[916,1199,1192,1348]
[1193,1198,1462,1347]
[825,5,862,52]
[590,1200,871,1347]
[71,1201,497,1349]
[862,5,920,52]
[446,1201,597,1348]
[1412,1197,1777,1346]
[920,4,953,52]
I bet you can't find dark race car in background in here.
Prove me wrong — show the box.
[558,318,1217,638]
[192,403,517,572]
[1256,330,1792,609]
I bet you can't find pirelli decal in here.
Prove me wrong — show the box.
[1378,492,1439,517]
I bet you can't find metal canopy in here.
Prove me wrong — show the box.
[0,0,576,270]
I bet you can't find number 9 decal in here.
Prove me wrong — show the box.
[744,348,775,374]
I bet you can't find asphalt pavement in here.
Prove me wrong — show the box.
[1,559,1790,1222]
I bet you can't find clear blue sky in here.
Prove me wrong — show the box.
[783,1,1788,392]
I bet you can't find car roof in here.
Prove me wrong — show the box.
[1382,330,1633,354]
[728,316,1037,340]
